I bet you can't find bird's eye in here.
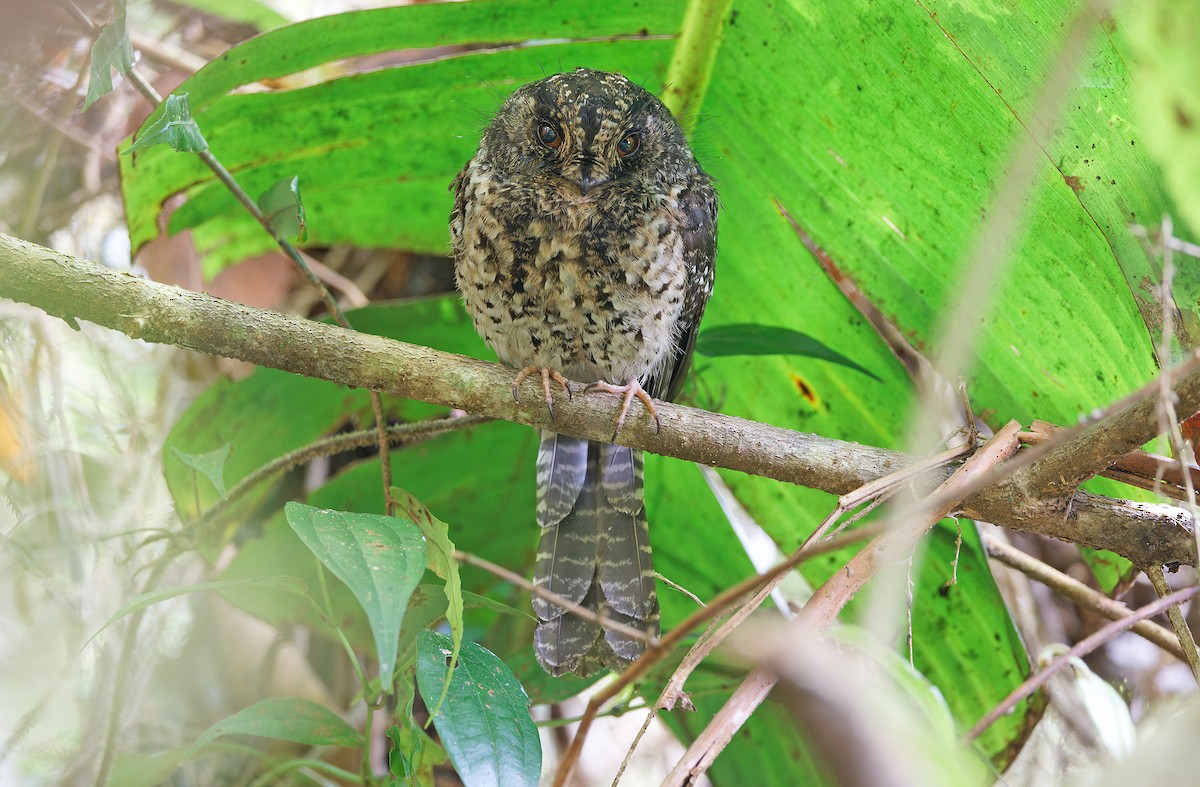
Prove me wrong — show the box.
[537,122,563,150]
[616,132,640,158]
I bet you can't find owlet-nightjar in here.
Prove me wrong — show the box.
[450,68,717,676]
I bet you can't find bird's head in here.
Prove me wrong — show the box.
[480,68,690,198]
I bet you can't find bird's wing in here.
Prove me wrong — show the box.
[650,175,718,401]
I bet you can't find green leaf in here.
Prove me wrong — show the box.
[392,487,464,718]
[416,631,541,787]
[168,0,289,31]
[386,721,447,784]
[258,176,307,243]
[1123,1,1200,360]
[171,444,231,498]
[126,93,208,154]
[88,576,308,647]
[83,0,134,111]
[119,1,686,273]
[107,746,188,787]
[1129,0,1200,252]
[696,324,881,380]
[463,590,536,621]
[183,698,362,762]
[285,502,426,689]
[508,650,599,706]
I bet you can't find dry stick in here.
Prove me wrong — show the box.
[663,421,1023,786]
[1021,421,1200,504]
[1153,218,1200,525]
[1145,218,1200,683]
[965,585,1200,742]
[549,523,883,787]
[839,441,973,511]
[983,536,1184,661]
[1145,566,1200,681]
[610,615,728,787]
[6,232,1200,569]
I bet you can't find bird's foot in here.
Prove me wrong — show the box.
[584,378,661,441]
[513,365,573,422]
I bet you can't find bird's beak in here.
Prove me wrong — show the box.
[573,160,610,196]
[577,173,609,195]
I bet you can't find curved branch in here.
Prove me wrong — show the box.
[1,231,1195,567]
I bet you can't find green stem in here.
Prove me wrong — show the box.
[662,0,735,129]
[315,561,373,698]
[248,757,363,787]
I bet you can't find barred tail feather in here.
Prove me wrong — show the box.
[533,439,660,676]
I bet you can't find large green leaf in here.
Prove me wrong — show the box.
[416,630,541,787]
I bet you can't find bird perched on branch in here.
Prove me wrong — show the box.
[450,68,717,675]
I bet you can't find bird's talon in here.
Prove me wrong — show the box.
[587,378,659,440]
[511,365,571,421]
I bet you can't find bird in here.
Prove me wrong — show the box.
[450,68,717,676]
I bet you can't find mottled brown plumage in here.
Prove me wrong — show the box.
[450,68,717,675]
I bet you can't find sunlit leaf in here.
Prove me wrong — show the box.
[169,0,288,31]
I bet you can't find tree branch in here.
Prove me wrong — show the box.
[1,231,1196,568]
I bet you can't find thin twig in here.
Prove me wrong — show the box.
[1150,215,1200,568]
[839,441,973,511]
[1144,565,1200,682]
[983,536,1184,661]
[965,585,1200,742]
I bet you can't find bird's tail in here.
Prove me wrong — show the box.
[532,430,659,676]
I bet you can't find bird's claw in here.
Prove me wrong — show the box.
[513,365,573,423]
[584,378,661,440]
